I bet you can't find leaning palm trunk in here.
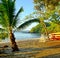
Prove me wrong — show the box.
[9,29,19,51]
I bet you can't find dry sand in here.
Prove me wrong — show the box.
[0,39,60,58]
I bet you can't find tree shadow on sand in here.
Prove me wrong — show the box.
[42,53,60,58]
[19,45,60,52]
[0,45,60,58]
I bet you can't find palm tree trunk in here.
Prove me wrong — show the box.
[9,29,19,52]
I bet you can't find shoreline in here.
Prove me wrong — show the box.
[0,37,60,44]
[0,38,40,43]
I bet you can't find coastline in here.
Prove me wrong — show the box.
[0,38,40,43]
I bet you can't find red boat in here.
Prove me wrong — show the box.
[49,32,60,40]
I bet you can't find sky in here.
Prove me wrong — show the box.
[16,0,34,19]
[15,0,38,31]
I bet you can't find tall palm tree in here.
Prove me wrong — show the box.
[0,0,23,51]
[0,0,40,52]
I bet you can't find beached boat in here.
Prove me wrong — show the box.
[49,32,60,40]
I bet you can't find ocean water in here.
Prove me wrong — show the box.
[14,32,40,40]
[1,32,40,42]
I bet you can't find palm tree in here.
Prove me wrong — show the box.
[0,0,40,52]
[0,0,23,51]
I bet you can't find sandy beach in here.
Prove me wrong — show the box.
[0,39,60,58]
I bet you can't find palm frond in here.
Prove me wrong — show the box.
[14,7,24,20]
[0,11,9,28]
[12,18,18,28]
[0,0,16,27]
[17,18,40,30]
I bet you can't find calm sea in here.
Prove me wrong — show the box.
[1,32,40,42]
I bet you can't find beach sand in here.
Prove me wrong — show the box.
[0,39,60,58]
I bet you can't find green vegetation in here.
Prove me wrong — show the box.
[47,22,60,33]
[0,28,8,40]
[0,32,8,40]
[30,24,41,33]
[30,0,60,35]
[30,22,50,34]
[30,22,60,34]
